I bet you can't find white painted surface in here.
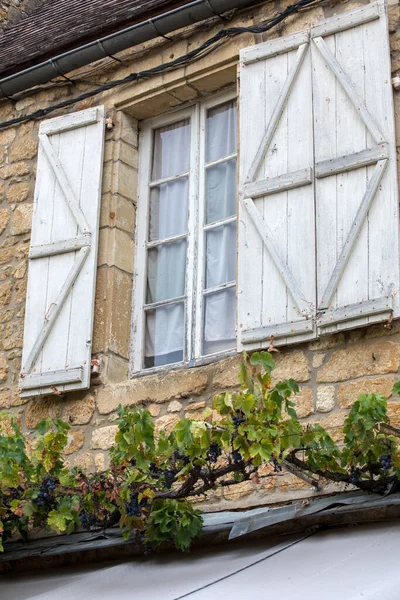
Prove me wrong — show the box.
[239,0,399,347]
[20,106,105,396]
[2,521,400,599]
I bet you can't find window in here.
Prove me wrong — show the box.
[132,93,237,372]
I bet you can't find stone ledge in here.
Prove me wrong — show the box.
[96,367,209,414]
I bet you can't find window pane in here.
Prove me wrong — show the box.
[149,177,188,241]
[203,287,236,355]
[206,101,237,163]
[152,119,190,180]
[205,221,236,289]
[206,158,236,224]
[145,303,184,368]
[147,240,186,303]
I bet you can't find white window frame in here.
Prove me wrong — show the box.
[130,89,237,376]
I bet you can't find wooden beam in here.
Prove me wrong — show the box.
[245,42,309,184]
[29,234,91,259]
[242,318,314,344]
[317,296,392,328]
[20,367,83,391]
[243,168,312,199]
[312,36,385,144]
[315,144,388,179]
[39,107,99,136]
[241,30,309,64]
[318,159,388,309]
[311,2,380,38]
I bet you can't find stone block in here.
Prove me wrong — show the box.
[309,334,345,351]
[213,355,242,389]
[312,353,326,369]
[0,391,9,408]
[0,281,12,306]
[316,411,348,442]
[0,162,30,179]
[74,452,94,472]
[105,353,129,384]
[0,353,8,382]
[148,404,161,417]
[223,480,254,500]
[6,182,30,203]
[25,398,62,429]
[64,429,85,455]
[338,376,395,408]
[293,387,313,418]
[9,137,38,162]
[98,227,134,273]
[91,425,118,450]
[167,400,183,413]
[155,414,180,435]
[116,140,138,169]
[63,394,95,425]
[0,209,10,235]
[0,247,14,266]
[114,160,138,201]
[387,401,400,427]
[316,386,335,413]
[3,320,24,350]
[0,128,16,145]
[186,401,206,411]
[317,342,399,383]
[10,204,33,235]
[109,268,133,359]
[272,350,310,383]
[96,368,209,414]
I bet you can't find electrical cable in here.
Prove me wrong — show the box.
[0,0,322,131]
[171,531,318,599]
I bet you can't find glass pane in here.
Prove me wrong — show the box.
[203,287,236,355]
[145,303,184,368]
[205,221,236,289]
[206,100,237,163]
[149,177,188,241]
[206,158,236,224]
[147,240,186,303]
[152,119,190,180]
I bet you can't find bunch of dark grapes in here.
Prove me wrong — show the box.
[125,492,150,517]
[79,510,102,528]
[206,442,221,464]
[232,450,242,464]
[380,454,392,471]
[163,468,178,489]
[232,415,245,428]
[130,458,137,467]
[149,462,162,477]
[33,477,57,509]
[272,457,282,473]
[172,450,190,465]
[349,468,361,485]
[125,492,141,517]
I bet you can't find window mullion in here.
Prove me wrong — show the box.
[193,102,207,361]
[185,103,200,365]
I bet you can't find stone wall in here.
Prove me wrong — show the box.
[0,0,399,510]
[0,0,40,26]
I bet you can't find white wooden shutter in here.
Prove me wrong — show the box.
[311,1,399,334]
[238,0,399,348]
[238,32,317,350]
[20,106,105,397]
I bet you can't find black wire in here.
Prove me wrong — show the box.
[171,531,318,600]
[0,0,320,131]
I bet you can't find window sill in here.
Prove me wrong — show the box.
[129,347,238,379]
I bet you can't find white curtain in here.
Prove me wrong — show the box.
[145,120,190,364]
[203,101,237,352]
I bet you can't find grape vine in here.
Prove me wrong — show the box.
[1,351,400,553]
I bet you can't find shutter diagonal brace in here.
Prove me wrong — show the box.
[245,41,309,184]
[21,246,90,376]
[319,159,388,309]
[240,196,312,316]
[38,133,91,234]
[312,36,385,144]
